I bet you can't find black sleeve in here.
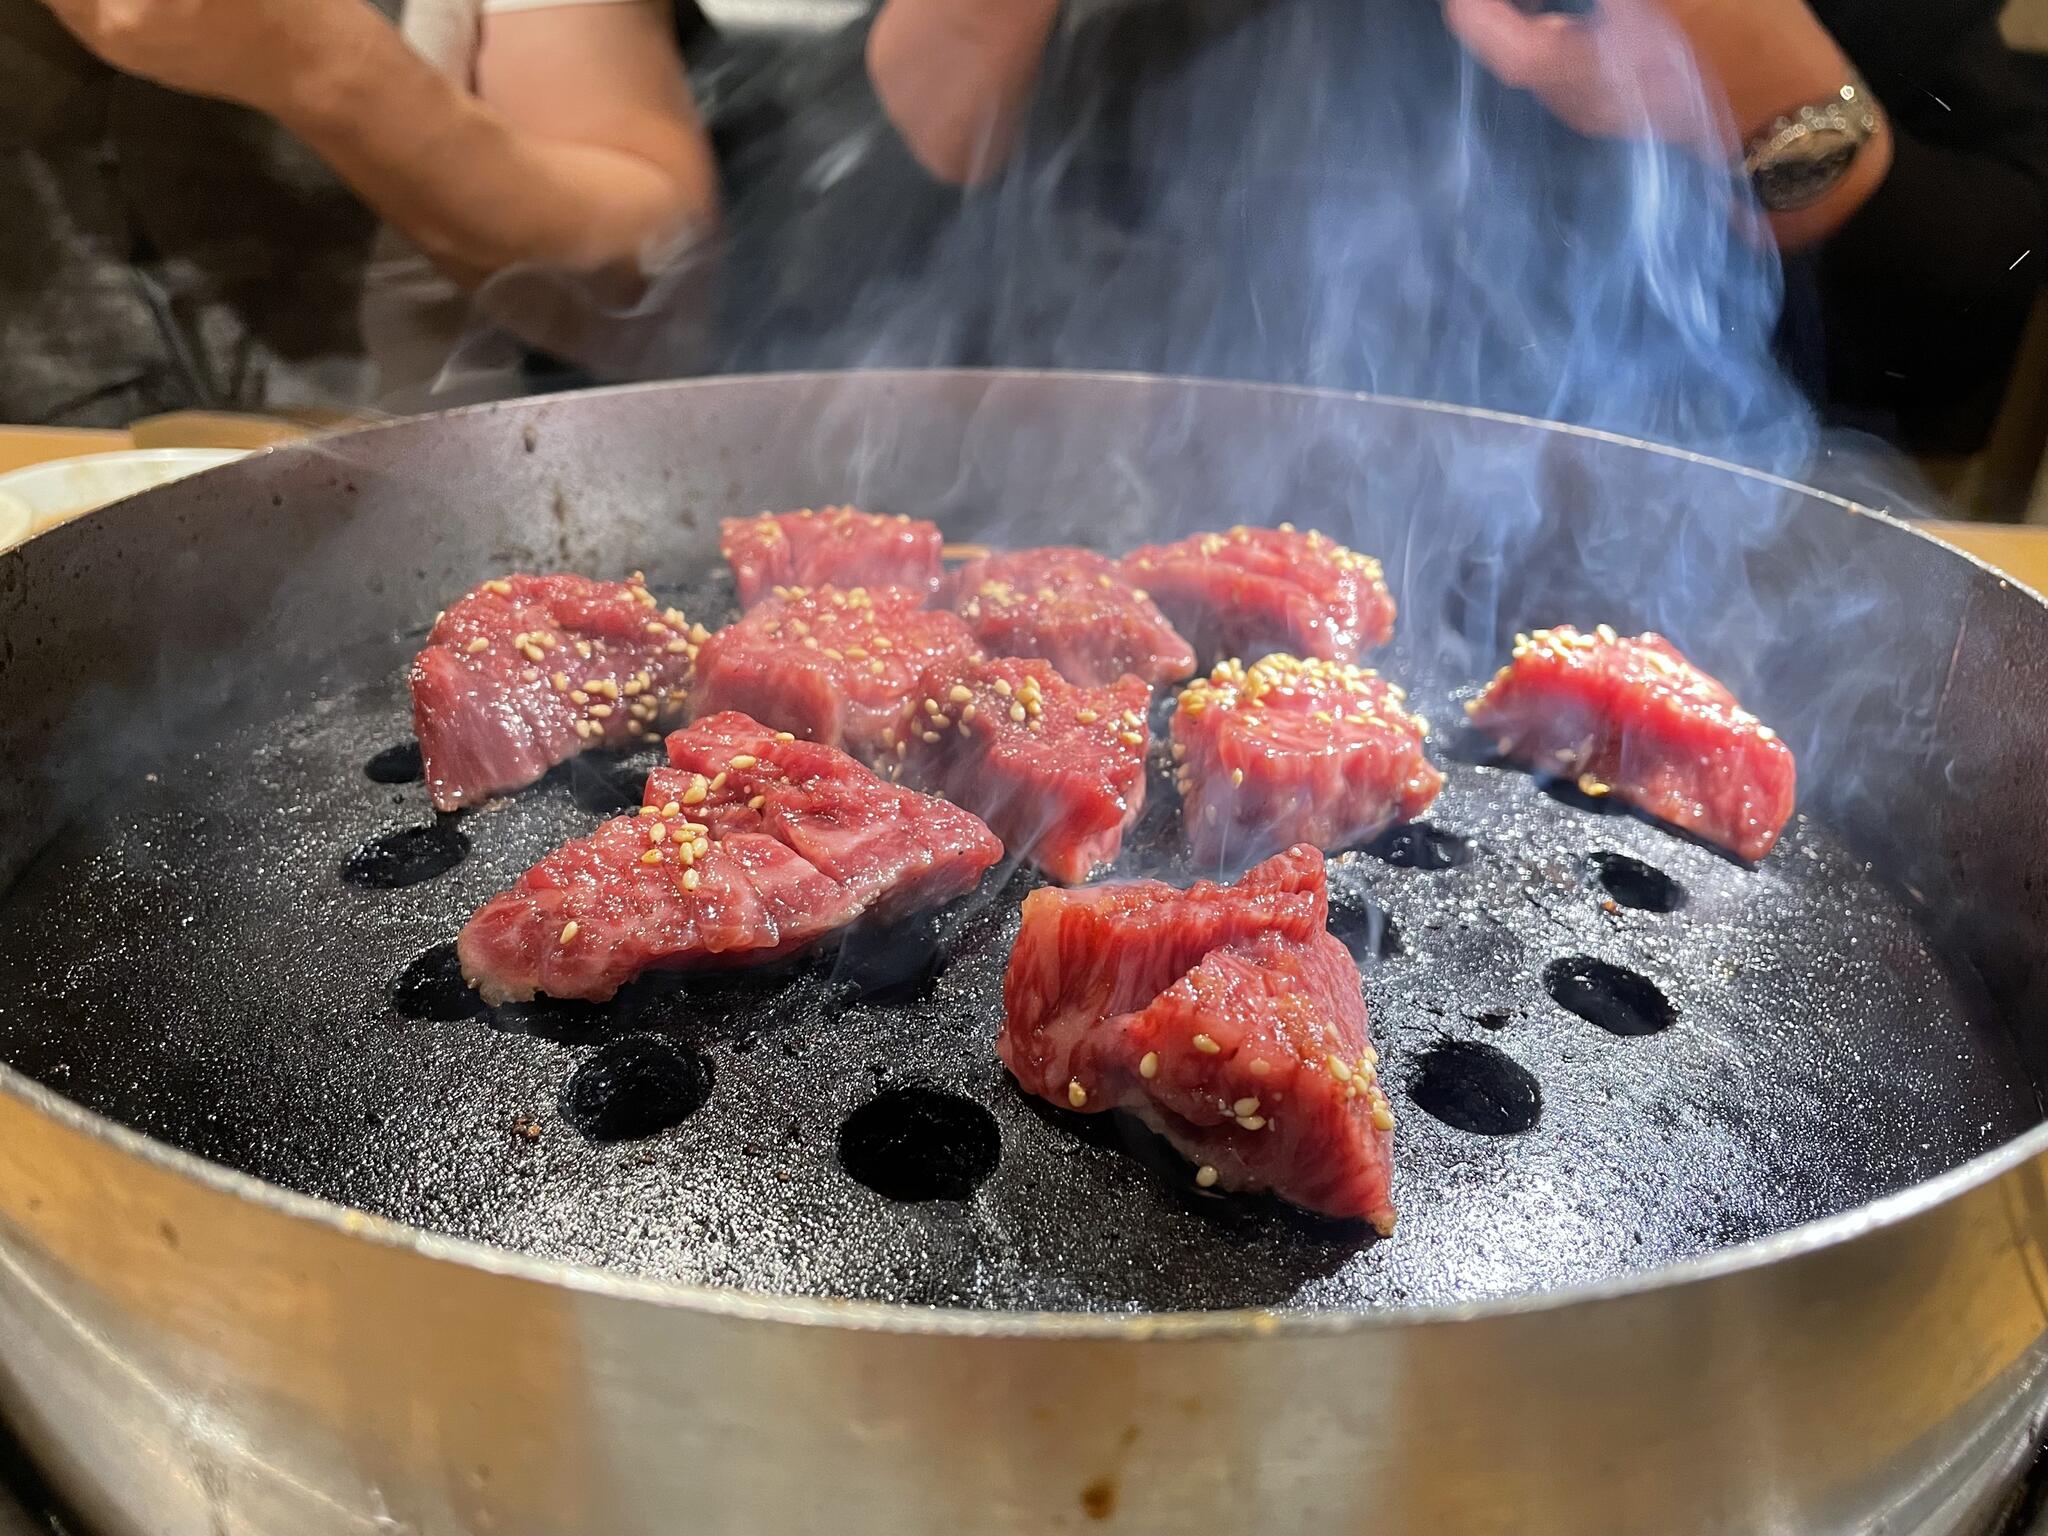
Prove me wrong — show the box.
[700,12,978,371]
[1815,18,2048,447]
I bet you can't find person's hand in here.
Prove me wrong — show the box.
[1443,0,1856,155]
[33,0,361,114]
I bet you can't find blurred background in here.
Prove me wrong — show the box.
[3,0,2048,528]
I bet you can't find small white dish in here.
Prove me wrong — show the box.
[0,447,250,538]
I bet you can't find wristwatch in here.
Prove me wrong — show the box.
[1743,78,1883,212]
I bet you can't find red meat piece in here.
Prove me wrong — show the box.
[938,546,1196,687]
[410,572,699,812]
[1465,625,1797,862]
[1120,524,1395,664]
[894,656,1149,884]
[1000,845,1396,1230]
[1173,654,1443,867]
[661,712,1003,924]
[688,585,980,763]
[720,507,943,609]
[458,712,1001,1004]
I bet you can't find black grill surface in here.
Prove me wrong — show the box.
[0,578,2033,1313]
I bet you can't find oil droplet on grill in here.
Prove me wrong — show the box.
[389,941,483,1021]
[341,822,469,888]
[1365,822,1473,870]
[838,1087,1000,1202]
[1409,1040,1542,1134]
[560,1034,713,1141]
[1590,851,1686,913]
[1545,956,1677,1036]
[364,741,424,784]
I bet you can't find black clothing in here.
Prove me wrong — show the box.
[1807,0,2048,452]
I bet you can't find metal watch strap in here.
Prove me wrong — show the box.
[1743,77,1881,213]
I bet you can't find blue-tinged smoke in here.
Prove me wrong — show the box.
[717,0,1816,477]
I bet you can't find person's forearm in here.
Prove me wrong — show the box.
[1671,0,1891,249]
[259,4,715,286]
[867,0,1061,187]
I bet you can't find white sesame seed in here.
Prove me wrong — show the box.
[1233,1097,1260,1117]
[465,637,490,654]
[729,754,757,769]
[1236,1114,1266,1131]
[1193,1034,1220,1055]
[1195,1166,1219,1189]
[1139,1051,1159,1079]
[558,921,580,944]
[1067,1080,1088,1108]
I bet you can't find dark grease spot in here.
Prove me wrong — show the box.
[1591,851,1686,913]
[1545,956,1677,1036]
[830,909,949,1007]
[389,942,483,1021]
[341,822,469,888]
[365,741,423,784]
[1080,1479,1118,1521]
[567,754,648,815]
[560,1034,713,1141]
[1409,1040,1542,1134]
[1364,821,1472,870]
[838,1087,1000,1202]
[1326,882,1402,960]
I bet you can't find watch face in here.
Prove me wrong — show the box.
[1755,126,1861,212]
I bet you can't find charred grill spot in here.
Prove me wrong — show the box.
[364,741,423,784]
[563,751,659,816]
[1545,956,1678,1037]
[560,1033,714,1141]
[1326,881,1402,961]
[838,1086,1000,1202]
[829,909,951,1008]
[1409,1040,1542,1134]
[389,942,483,1022]
[341,822,469,889]
[1591,851,1686,913]
[1363,821,1473,870]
